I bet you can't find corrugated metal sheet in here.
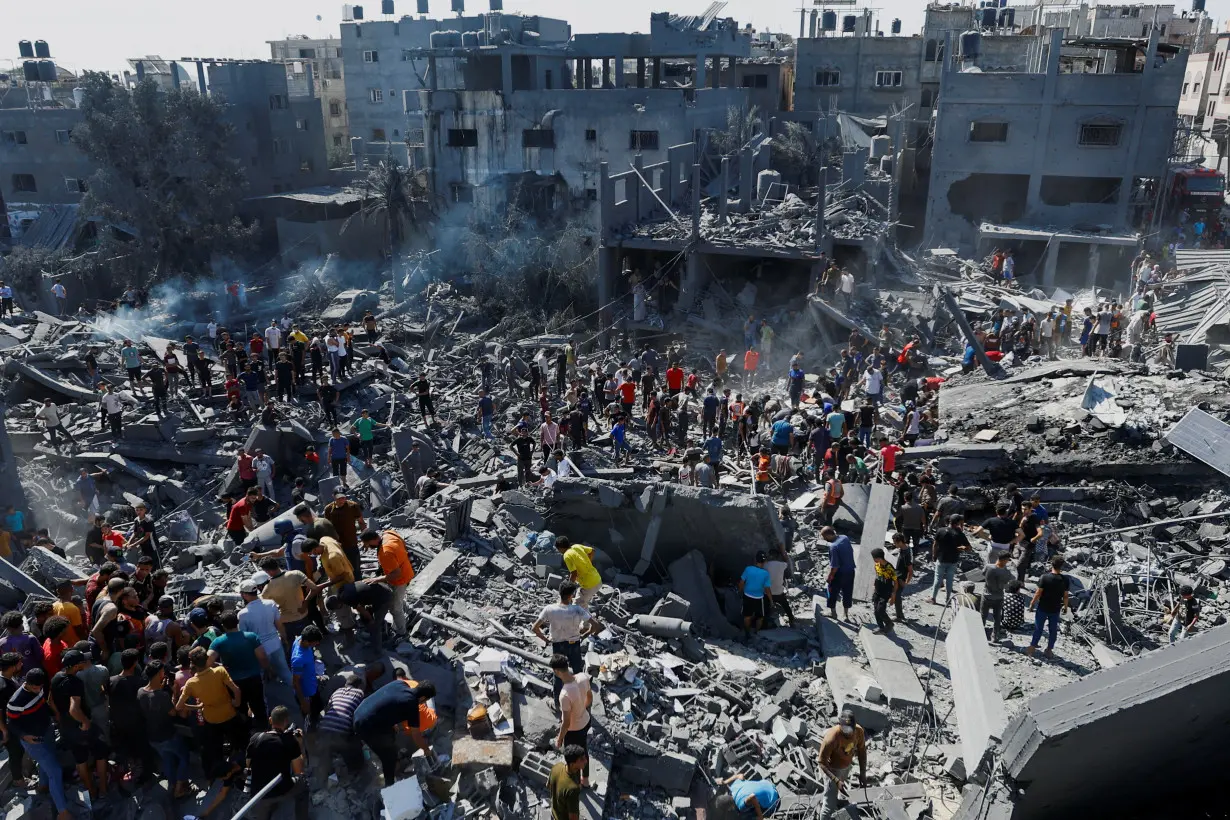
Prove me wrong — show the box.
[14,204,80,250]
[1165,407,1230,477]
[1175,249,1230,270]
[1151,266,1230,344]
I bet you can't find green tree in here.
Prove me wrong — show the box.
[348,156,434,260]
[710,104,762,157]
[71,72,256,284]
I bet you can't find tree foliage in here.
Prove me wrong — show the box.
[348,157,435,258]
[769,121,828,187]
[710,105,762,157]
[71,72,256,283]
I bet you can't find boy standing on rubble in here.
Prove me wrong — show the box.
[818,710,867,820]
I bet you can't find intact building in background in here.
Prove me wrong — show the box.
[268,36,351,165]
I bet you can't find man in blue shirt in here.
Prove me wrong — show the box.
[716,775,780,819]
[290,625,323,727]
[770,417,794,456]
[704,434,723,478]
[611,418,630,466]
[327,428,351,482]
[824,526,855,620]
[476,389,495,439]
[701,388,720,438]
[738,551,774,638]
[208,612,271,730]
[239,364,264,411]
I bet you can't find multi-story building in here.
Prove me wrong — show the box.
[267,36,351,165]
[924,29,1185,287]
[339,12,572,166]
[1012,2,1212,50]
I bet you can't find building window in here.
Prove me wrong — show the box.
[296,118,309,131]
[64,177,86,194]
[55,129,71,144]
[586,188,598,201]
[630,130,659,150]
[585,129,597,141]
[11,174,36,192]
[333,134,344,146]
[269,94,286,110]
[921,87,937,108]
[372,128,387,141]
[925,39,940,62]
[450,183,473,203]
[1183,82,1190,95]
[363,50,379,63]
[272,138,291,154]
[741,74,769,89]
[969,121,1009,142]
[1079,123,1122,147]
[874,70,903,88]
[300,159,314,173]
[815,70,841,87]
[299,48,317,59]
[2,131,28,146]
[368,88,384,103]
[406,128,425,146]
[325,63,342,79]
[447,128,478,147]
[1208,100,1218,118]
[1194,82,1202,95]
[329,101,343,117]
[522,129,555,149]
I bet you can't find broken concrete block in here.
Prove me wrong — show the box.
[716,653,759,675]
[518,751,554,788]
[650,592,691,620]
[758,628,809,653]
[755,668,785,691]
[756,703,782,730]
[856,677,883,703]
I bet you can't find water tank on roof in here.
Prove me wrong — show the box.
[382,0,394,13]
[452,0,464,11]
[960,30,981,59]
[998,8,1015,28]
[880,154,893,175]
[891,18,901,34]
[73,87,84,108]
[34,40,50,58]
[22,61,37,81]
[18,41,33,59]
[430,30,462,47]
[36,60,56,82]
[870,134,891,159]
[416,0,428,13]
[842,14,856,32]
[461,31,480,46]
[822,10,837,31]
[979,7,997,27]
[1194,0,1206,11]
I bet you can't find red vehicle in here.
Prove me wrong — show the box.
[1168,166,1225,213]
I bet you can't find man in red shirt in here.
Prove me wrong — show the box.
[743,349,760,388]
[236,448,257,490]
[617,379,636,417]
[226,487,258,548]
[665,364,684,396]
[878,437,904,480]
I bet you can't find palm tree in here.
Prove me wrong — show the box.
[346,155,435,298]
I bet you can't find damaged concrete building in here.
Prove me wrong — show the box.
[923,28,1184,284]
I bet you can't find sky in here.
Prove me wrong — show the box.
[5,0,1229,76]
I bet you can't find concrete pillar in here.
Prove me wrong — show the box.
[719,156,730,223]
[602,58,610,88]
[428,55,438,91]
[1043,239,1061,288]
[584,59,594,89]
[678,252,703,315]
[695,54,707,89]
[652,58,661,88]
[598,245,616,350]
[575,59,584,88]
[636,57,646,88]
[739,146,754,213]
[501,52,513,96]
[614,57,624,88]
[691,163,702,242]
[1087,244,1101,290]
[711,55,720,88]
[815,167,827,252]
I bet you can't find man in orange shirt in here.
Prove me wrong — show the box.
[617,379,636,418]
[361,530,415,636]
[743,349,760,388]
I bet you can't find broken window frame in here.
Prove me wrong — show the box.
[522,128,556,149]
[1078,122,1123,148]
[363,50,380,63]
[968,121,1009,143]
[11,173,36,192]
[741,73,769,89]
[874,70,903,88]
[368,88,384,103]
[450,182,473,203]
[372,128,387,141]
[64,177,85,194]
[815,69,841,87]
[630,130,660,151]
[447,128,479,148]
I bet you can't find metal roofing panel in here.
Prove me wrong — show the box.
[1165,407,1230,477]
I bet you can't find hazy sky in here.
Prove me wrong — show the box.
[5,0,1228,76]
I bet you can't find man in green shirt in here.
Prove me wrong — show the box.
[352,409,386,466]
[548,744,587,820]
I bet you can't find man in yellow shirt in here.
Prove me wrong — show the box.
[175,646,244,776]
[555,537,601,607]
[307,536,357,637]
[52,580,86,643]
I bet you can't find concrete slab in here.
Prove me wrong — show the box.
[824,656,890,733]
[945,608,1007,773]
[668,550,740,639]
[0,557,54,598]
[813,598,857,658]
[405,547,460,600]
[859,628,926,709]
[854,484,894,602]
[1000,624,1230,820]
[830,484,871,533]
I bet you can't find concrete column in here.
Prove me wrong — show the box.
[501,53,513,96]
[598,245,616,350]
[711,56,720,88]
[695,54,707,89]
[636,57,646,88]
[678,252,704,315]
[428,55,438,91]
[728,56,737,87]
[1026,28,1064,216]
[576,59,584,88]
[1087,244,1101,290]
[584,59,594,89]
[602,58,611,88]
[1042,239,1061,288]
[719,156,730,223]
[691,163,702,242]
[739,146,754,213]
[652,58,661,88]
[815,166,827,252]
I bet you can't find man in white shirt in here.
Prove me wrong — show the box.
[264,321,283,368]
[1002,252,1016,284]
[100,386,129,438]
[206,320,218,350]
[35,399,75,451]
[252,449,276,499]
[839,270,855,309]
[539,412,560,460]
[0,281,13,319]
[1038,313,1056,360]
[238,578,291,685]
[532,581,599,701]
[863,366,883,404]
[51,281,68,316]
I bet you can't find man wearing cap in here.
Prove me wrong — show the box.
[324,488,366,576]
[239,576,291,685]
[144,596,187,650]
[361,529,415,636]
[818,710,867,820]
[739,551,774,638]
[8,668,72,820]
[260,558,318,644]
[50,649,108,800]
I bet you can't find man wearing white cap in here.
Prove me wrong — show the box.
[239,574,292,686]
